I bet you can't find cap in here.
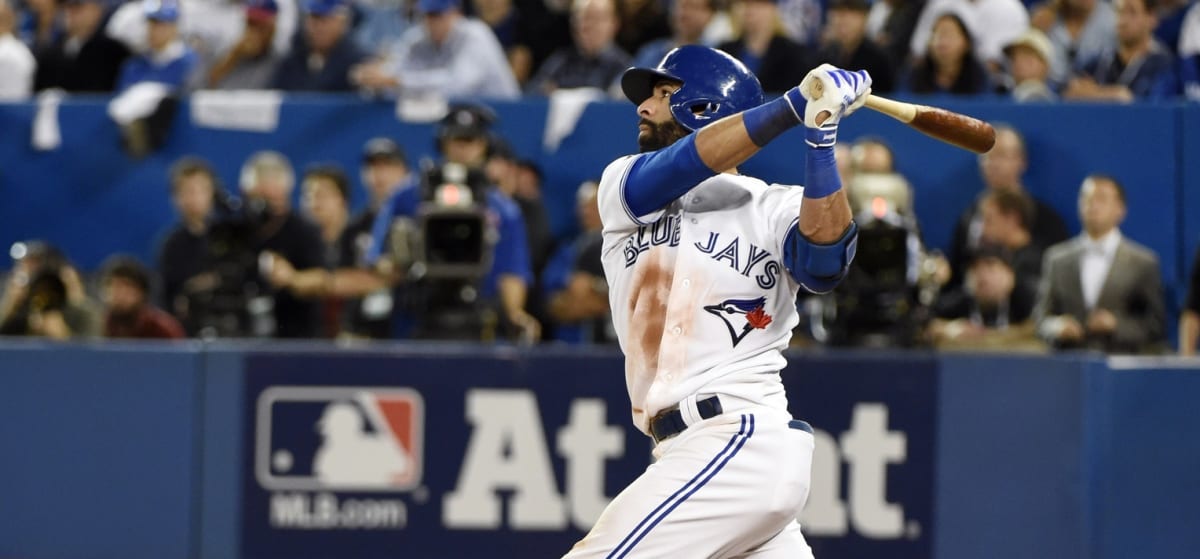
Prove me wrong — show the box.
[245,0,278,23]
[438,103,496,140]
[1003,27,1053,66]
[304,0,347,17]
[143,0,180,22]
[827,0,870,11]
[417,0,460,13]
[362,137,407,164]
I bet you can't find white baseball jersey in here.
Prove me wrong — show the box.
[598,153,808,435]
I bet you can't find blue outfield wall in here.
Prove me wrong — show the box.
[2,342,1199,559]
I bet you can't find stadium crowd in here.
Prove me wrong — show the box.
[2,0,1200,354]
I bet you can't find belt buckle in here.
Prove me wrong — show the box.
[650,404,680,443]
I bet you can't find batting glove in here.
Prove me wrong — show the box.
[799,64,872,148]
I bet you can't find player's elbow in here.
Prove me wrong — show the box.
[784,221,858,294]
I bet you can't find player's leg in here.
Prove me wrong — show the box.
[563,410,814,559]
[730,521,816,559]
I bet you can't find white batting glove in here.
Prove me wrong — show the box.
[799,64,872,147]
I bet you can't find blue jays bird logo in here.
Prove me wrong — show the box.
[704,297,774,347]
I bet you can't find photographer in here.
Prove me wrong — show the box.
[366,103,539,342]
[100,255,184,339]
[262,143,413,339]
[0,241,101,339]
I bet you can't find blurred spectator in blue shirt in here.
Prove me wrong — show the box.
[17,0,63,49]
[0,0,35,99]
[543,180,614,345]
[116,0,198,92]
[814,0,896,93]
[1064,0,1178,101]
[352,0,411,57]
[194,0,282,89]
[718,0,812,93]
[1032,0,1116,76]
[34,0,130,92]
[631,0,718,70]
[351,0,519,99]
[273,0,367,91]
[527,0,629,95]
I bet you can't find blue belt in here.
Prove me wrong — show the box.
[649,396,815,443]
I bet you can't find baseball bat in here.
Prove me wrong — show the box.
[863,95,996,154]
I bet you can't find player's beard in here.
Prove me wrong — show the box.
[638,118,691,153]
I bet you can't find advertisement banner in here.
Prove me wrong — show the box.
[241,350,936,558]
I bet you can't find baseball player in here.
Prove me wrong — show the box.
[563,46,870,557]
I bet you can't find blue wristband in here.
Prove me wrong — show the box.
[804,124,838,149]
[804,143,842,199]
[742,87,805,147]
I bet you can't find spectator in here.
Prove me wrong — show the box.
[0,0,36,100]
[1001,26,1058,101]
[927,246,1045,351]
[867,0,926,67]
[1034,174,1165,354]
[18,0,64,49]
[33,0,130,92]
[1032,0,1116,75]
[0,241,100,339]
[947,125,1068,287]
[544,180,614,344]
[351,0,519,99]
[631,0,717,70]
[718,0,812,93]
[194,0,282,89]
[272,0,367,91]
[469,0,534,82]
[814,0,895,93]
[1181,241,1200,355]
[157,156,215,329]
[778,0,823,46]
[487,139,552,275]
[100,255,185,339]
[613,0,670,56]
[977,189,1044,291]
[264,164,352,338]
[115,0,198,92]
[908,0,1029,70]
[353,0,413,56]
[1064,0,1178,101]
[902,10,992,95]
[241,151,325,338]
[850,135,896,174]
[366,103,538,342]
[526,0,630,95]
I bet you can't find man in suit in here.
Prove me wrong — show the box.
[1034,174,1165,353]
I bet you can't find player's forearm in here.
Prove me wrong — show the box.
[798,189,852,243]
[1180,311,1199,355]
[693,114,762,172]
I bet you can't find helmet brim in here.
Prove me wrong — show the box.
[621,67,683,105]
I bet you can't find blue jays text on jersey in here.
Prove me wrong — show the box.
[623,213,784,290]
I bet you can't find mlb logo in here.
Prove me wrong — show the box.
[255,386,424,492]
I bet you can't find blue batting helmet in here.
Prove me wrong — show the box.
[620,45,764,131]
